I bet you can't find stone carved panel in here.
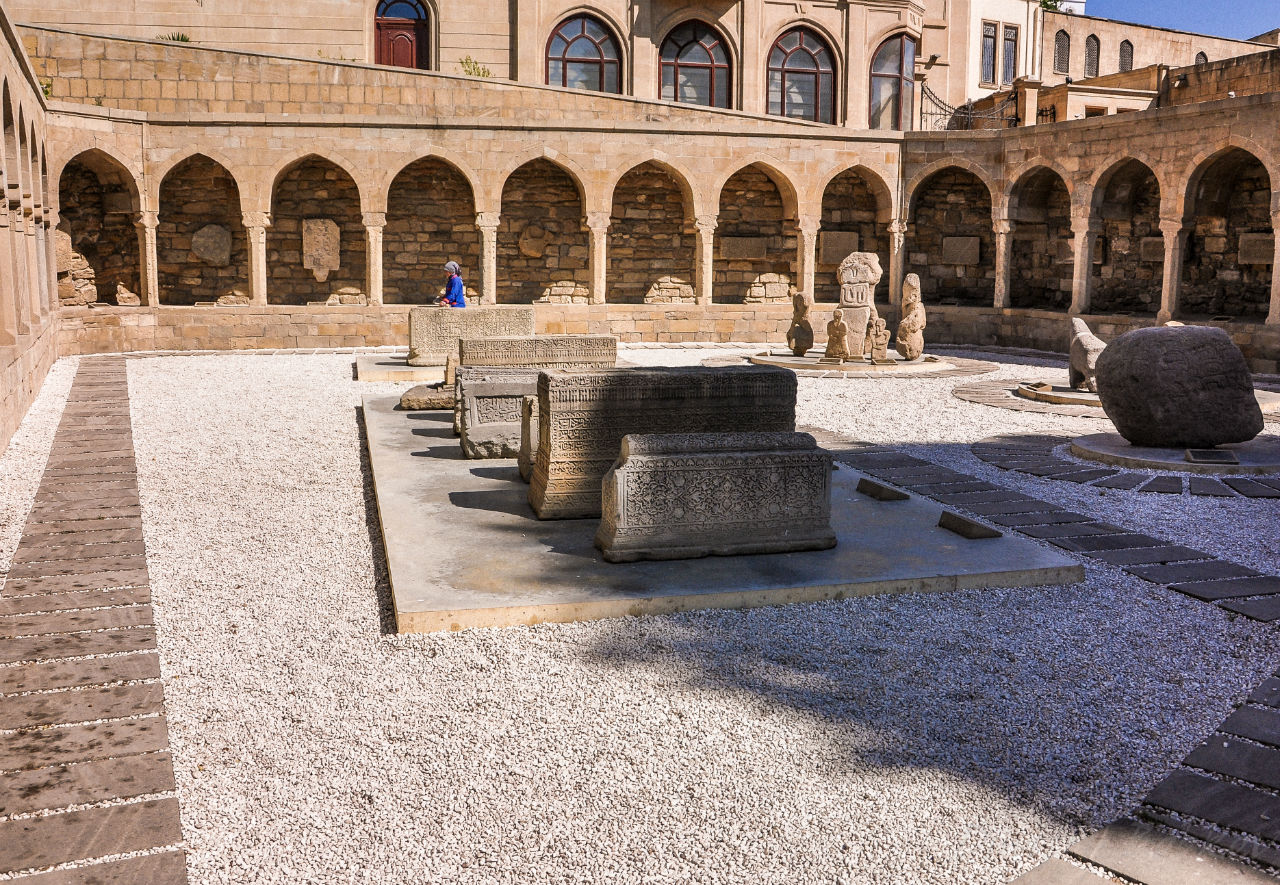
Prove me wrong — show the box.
[407,306,537,366]
[192,224,232,267]
[941,237,980,266]
[458,335,617,371]
[302,218,341,282]
[596,432,835,562]
[474,395,524,425]
[457,367,541,459]
[819,231,860,265]
[1139,237,1165,262]
[529,367,797,520]
[1238,232,1275,265]
[719,237,768,260]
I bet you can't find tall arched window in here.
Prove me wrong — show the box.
[1195,51,1208,65]
[546,16,622,93]
[767,27,836,123]
[1084,35,1099,78]
[1053,30,1070,74]
[375,0,430,69]
[869,33,917,131]
[660,22,731,108]
[1119,40,1134,72]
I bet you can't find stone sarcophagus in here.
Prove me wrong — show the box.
[518,395,540,482]
[407,306,536,367]
[459,334,617,371]
[528,366,798,519]
[595,432,836,562]
[456,367,540,458]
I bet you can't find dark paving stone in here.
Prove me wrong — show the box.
[1126,560,1261,585]
[1220,705,1280,749]
[962,499,1051,516]
[1090,546,1213,566]
[1249,678,1280,709]
[986,458,1054,470]
[1144,769,1280,842]
[0,752,176,816]
[1185,735,1280,791]
[28,493,141,509]
[1018,461,1081,477]
[854,478,909,501]
[0,652,161,694]
[41,460,137,478]
[1008,859,1103,884]
[37,479,140,495]
[1140,806,1280,872]
[13,539,148,563]
[0,798,182,874]
[0,717,171,771]
[988,511,1091,527]
[1018,522,1128,540]
[929,490,1026,505]
[870,469,965,483]
[1092,473,1147,490]
[26,504,144,523]
[0,605,153,640]
[1069,816,1276,885]
[1051,468,1120,483]
[839,454,925,469]
[1219,595,1280,622]
[17,516,143,536]
[2,570,150,595]
[1172,576,1280,602]
[0,587,149,617]
[1222,478,1280,498]
[1253,477,1280,492]
[0,627,157,666]
[1054,533,1169,553]
[937,511,1001,539]
[1138,476,1184,494]
[903,481,999,494]
[1188,477,1237,497]
[8,554,148,579]
[14,851,188,885]
[0,683,165,731]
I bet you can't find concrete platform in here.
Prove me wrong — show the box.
[363,395,1084,633]
[1071,432,1280,475]
[355,355,442,383]
[747,350,971,377]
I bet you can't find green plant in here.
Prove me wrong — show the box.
[459,56,492,78]
[92,96,103,106]
[1039,0,1062,9]
[39,78,52,98]
[157,31,192,42]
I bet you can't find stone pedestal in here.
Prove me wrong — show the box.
[455,366,539,458]
[595,432,836,563]
[529,366,797,519]
[407,305,536,366]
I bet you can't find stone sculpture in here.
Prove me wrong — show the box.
[823,309,850,362]
[837,252,883,357]
[114,282,140,306]
[1068,317,1106,392]
[529,366,797,519]
[217,288,251,305]
[456,367,540,459]
[191,223,232,267]
[1094,325,1264,448]
[595,432,836,562]
[407,305,536,366]
[302,218,341,282]
[895,274,927,361]
[399,384,454,411]
[867,316,891,363]
[785,291,814,357]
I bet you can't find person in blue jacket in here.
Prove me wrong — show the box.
[438,260,466,307]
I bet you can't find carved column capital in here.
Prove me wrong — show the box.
[135,210,158,231]
[797,215,821,235]
[475,211,500,230]
[694,213,717,235]
[1158,217,1188,237]
[992,218,1012,237]
[242,211,271,230]
[584,211,612,232]
[362,211,386,229]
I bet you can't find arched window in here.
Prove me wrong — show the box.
[660,22,731,108]
[1119,40,1133,72]
[869,33,917,131]
[546,15,622,93]
[1195,51,1209,65]
[1084,34,1099,78]
[1053,30,1070,74]
[375,0,429,70]
[767,27,836,123]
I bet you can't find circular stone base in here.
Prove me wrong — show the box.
[747,351,981,377]
[1013,383,1101,407]
[1070,432,1280,475]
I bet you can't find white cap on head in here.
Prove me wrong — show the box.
[444,261,461,274]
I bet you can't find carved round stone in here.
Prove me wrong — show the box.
[192,223,232,267]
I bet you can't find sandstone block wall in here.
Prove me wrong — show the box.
[268,157,366,304]
[907,168,994,306]
[607,163,694,304]
[497,159,589,305]
[157,155,248,304]
[385,158,480,303]
[715,167,794,304]
[817,169,887,303]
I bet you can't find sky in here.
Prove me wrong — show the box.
[1082,0,1278,41]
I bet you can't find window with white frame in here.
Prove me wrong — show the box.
[980,21,997,84]
[1002,25,1018,85]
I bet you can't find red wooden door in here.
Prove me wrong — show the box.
[376,20,427,69]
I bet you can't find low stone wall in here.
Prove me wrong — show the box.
[0,320,59,454]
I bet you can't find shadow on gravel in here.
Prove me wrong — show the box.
[355,406,398,635]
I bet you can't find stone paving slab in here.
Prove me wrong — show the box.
[0,605,154,639]
[0,683,165,731]
[18,517,143,536]
[1222,478,1280,498]
[1125,561,1262,585]
[1188,477,1236,497]
[2,571,151,596]
[1088,546,1212,566]
[0,752,176,816]
[1184,736,1280,791]
[1017,522,1127,540]
[1052,533,1168,553]
[0,587,150,616]
[963,500,1053,516]
[1091,473,1147,490]
[0,798,183,875]
[987,511,1092,527]
[12,540,148,563]
[0,627,157,665]
[8,554,148,579]
[0,718,171,772]
[1069,817,1277,884]
[14,851,189,885]
[0,653,161,694]
[1009,859,1106,884]
[1169,576,1280,602]
[1220,706,1280,747]
[1138,476,1184,494]
[1144,770,1280,843]
[1249,678,1280,709]
[1140,807,1280,871]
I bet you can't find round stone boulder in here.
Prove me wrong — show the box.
[1094,325,1263,448]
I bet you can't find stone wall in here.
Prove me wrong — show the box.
[384,158,480,304]
[817,169,887,303]
[158,155,248,305]
[607,163,694,304]
[1010,169,1072,310]
[57,159,140,304]
[1158,49,1280,107]
[497,160,588,304]
[1182,154,1272,319]
[267,157,366,305]
[1093,162,1161,315]
[907,169,994,307]
[714,167,793,304]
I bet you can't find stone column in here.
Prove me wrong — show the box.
[43,209,58,315]
[1069,218,1100,315]
[796,215,820,298]
[363,212,385,306]
[585,211,610,306]
[1268,212,1280,325]
[10,195,30,332]
[242,212,270,306]
[24,204,42,320]
[0,207,15,344]
[888,219,907,313]
[475,211,499,305]
[33,209,49,317]
[992,217,1012,309]
[134,211,159,307]
[694,214,716,307]
[1157,218,1188,323]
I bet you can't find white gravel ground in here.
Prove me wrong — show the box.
[33,345,1268,885]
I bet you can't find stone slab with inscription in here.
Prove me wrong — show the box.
[407,306,536,366]
[718,236,768,260]
[1139,237,1165,262]
[455,366,540,458]
[1239,232,1275,265]
[819,231,860,265]
[595,432,836,563]
[529,366,797,519]
[459,334,617,371]
[941,236,980,266]
[302,218,341,282]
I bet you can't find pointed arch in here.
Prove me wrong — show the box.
[712,157,800,221]
[157,153,249,305]
[603,152,699,220]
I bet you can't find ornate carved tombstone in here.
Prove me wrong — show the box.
[895,274,927,361]
[1069,317,1106,392]
[595,432,837,562]
[456,367,540,459]
[823,309,850,362]
[786,291,814,357]
[406,306,536,366]
[518,395,540,482]
[458,335,617,371]
[837,252,883,358]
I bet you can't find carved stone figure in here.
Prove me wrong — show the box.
[302,218,341,282]
[191,223,232,267]
[823,309,850,362]
[1095,325,1264,448]
[895,274,927,360]
[1068,317,1106,392]
[518,395,540,482]
[399,383,454,411]
[217,288,251,306]
[595,432,836,562]
[406,305,536,366]
[867,316,891,363]
[785,291,814,357]
[114,282,141,306]
[837,252,883,357]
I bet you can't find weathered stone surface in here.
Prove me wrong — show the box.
[458,334,616,371]
[399,384,453,411]
[1139,236,1165,262]
[191,223,232,266]
[823,309,850,361]
[518,395,539,482]
[896,274,927,360]
[302,217,340,282]
[718,236,768,259]
[457,367,539,459]
[1238,232,1275,265]
[1068,317,1106,392]
[216,288,250,305]
[1095,326,1264,448]
[819,231,859,265]
[529,366,797,519]
[596,432,835,562]
[941,236,980,265]
[786,291,814,357]
[407,305,536,366]
[113,283,140,306]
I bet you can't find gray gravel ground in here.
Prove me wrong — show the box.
[14,345,1267,885]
